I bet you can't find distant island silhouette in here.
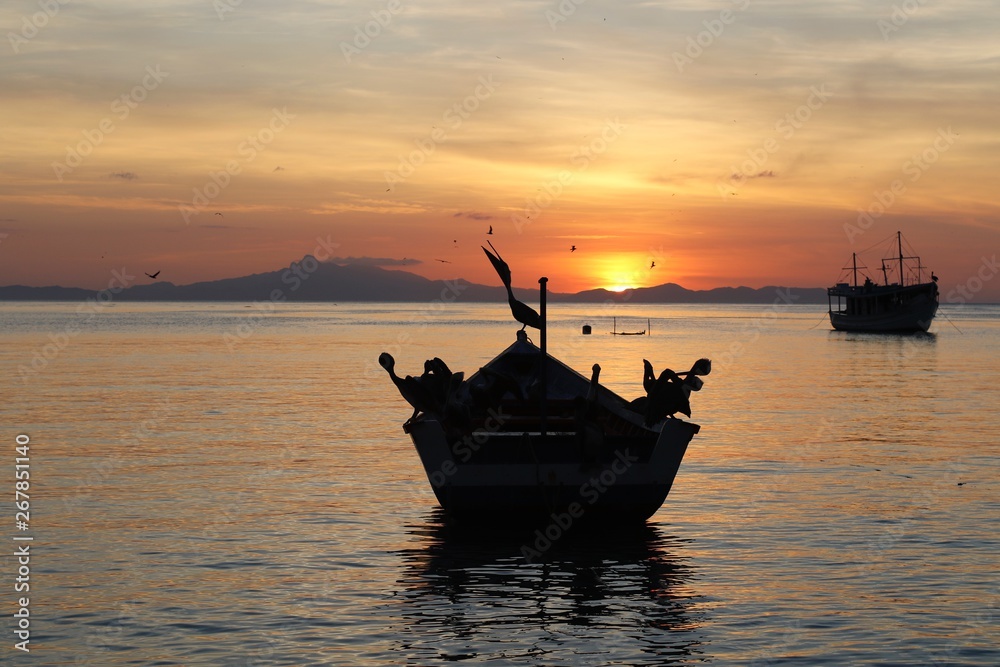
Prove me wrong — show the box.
[0,255,828,304]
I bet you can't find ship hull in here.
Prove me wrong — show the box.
[829,298,938,333]
[405,417,698,524]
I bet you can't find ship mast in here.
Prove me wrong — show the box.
[852,253,858,287]
[897,230,904,287]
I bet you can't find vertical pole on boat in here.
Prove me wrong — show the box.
[648,318,651,336]
[539,277,548,439]
[897,230,904,287]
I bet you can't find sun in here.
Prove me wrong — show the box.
[592,253,651,292]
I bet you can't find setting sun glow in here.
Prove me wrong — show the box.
[591,253,658,293]
[0,3,997,300]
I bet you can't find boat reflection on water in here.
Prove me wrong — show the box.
[389,510,707,666]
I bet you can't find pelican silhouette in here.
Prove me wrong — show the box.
[470,364,525,409]
[145,271,160,279]
[575,364,604,468]
[642,358,710,426]
[481,242,541,330]
[420,357,452,403]
[931,272,938,283]
[442,370,471,435]
[644,367,690,426]
[628,359,659,417]
[679,358,712,379]
[641,359,656,394]
[379,352,438,421]
[586,363,601,405]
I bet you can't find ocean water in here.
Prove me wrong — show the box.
[1,300,998,666]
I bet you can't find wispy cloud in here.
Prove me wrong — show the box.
[735,170,776,180]
[454,211,494,220]
[109,171,138,181]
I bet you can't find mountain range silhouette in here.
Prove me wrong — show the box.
[0,256,827,304]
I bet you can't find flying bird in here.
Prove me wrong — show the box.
[571,245,577,252]
[215,212,223,216]
[650,261,655,269]
[487,225,493,235]
[481,242,541,330]
[145,271,160,279]
[434,259,452,263]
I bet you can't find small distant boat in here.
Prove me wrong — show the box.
[827,231,939,333]
[610,317,649,336]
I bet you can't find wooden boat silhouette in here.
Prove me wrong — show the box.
[401,330,701,524]
[384,261,706,525]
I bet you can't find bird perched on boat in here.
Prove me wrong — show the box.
[678,358,711,388]
[628,359,658,416]
[586,363,601,405]
[642,359,656,394]
[481,242,542,330]
[420,357,453,405]
[441,371,472,437]
[644,367,690,426]
[642,357,711,426]
[931,272,938,283]
[575,364,604,469]
[378,352,439,422]
[469,364,525,410]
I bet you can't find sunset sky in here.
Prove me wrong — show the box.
[2,0,999,300]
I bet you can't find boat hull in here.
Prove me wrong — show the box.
[405,417,699,524]
[829,298,938,333]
